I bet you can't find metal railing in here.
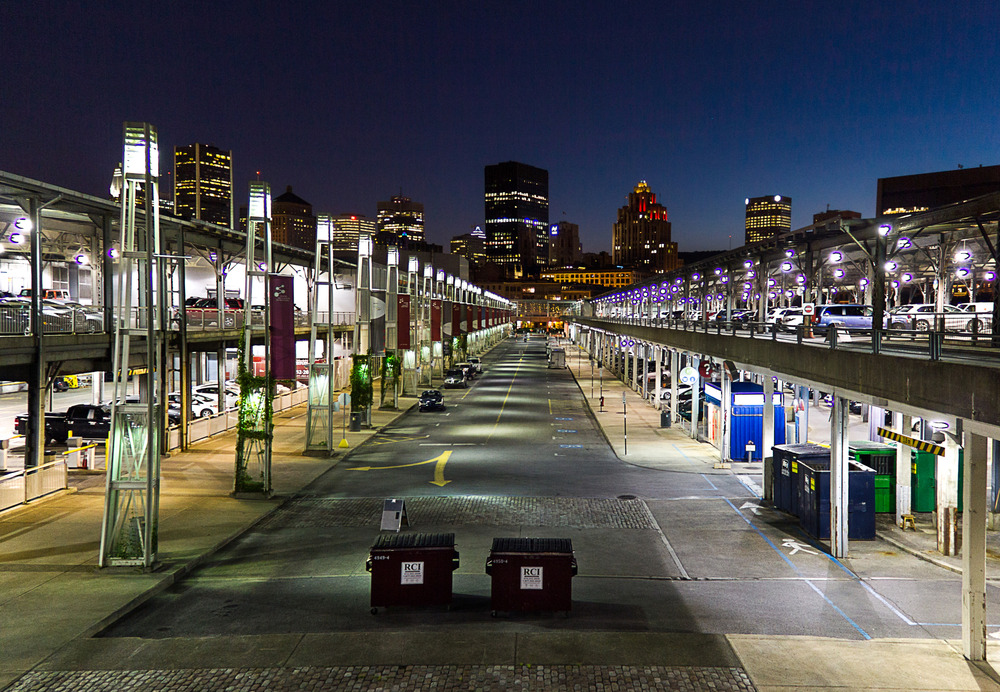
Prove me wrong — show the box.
[0,458,68,513]
[0,305,356,336]
[593,313,1000,364]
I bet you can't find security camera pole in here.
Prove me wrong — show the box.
[622,391,627,455]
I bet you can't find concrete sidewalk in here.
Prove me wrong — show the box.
[561,340,1000,691]
[1,337,1000,691]
[0,386,418,691]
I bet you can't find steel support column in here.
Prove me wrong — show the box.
[962,430,988,661]
[830,396,849,558]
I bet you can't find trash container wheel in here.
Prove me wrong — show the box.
[491,610,498,618]
[370,607,378,615]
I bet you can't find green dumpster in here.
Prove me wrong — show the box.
[911,449,963,513]
[850,441,897,513]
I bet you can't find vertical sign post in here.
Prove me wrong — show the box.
[622,391,627,455]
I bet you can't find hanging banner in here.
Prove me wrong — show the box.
[397,294,411,350]
[460,303,468,333]
[453,302,463,335]
[431,299,442,341]
[269,275,295,380]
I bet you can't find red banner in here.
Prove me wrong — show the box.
[269,275,295,380]
[397,294,411,349]
[453,302,462,335]
[431,299,442,341]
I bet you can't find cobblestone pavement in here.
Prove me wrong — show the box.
[9,665,756,691]
[257,496,657,530]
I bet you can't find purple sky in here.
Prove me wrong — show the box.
[4,1,999,254]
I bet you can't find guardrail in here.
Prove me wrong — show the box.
[0,458,68,513]
[594,314,1000,363]
[0,304,355,335]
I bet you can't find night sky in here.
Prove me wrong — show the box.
[4,1,999,253]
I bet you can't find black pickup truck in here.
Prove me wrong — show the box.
[15,403,112,444]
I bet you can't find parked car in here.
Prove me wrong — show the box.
[418,389,445,412]
[443,368,468,388]
[183,297,245,329]
[455,362,477,380]
[168,392,219,419]
[193,382,239,408]
[813,304,874,333]
[467,356,482,373]
[958,302,995,332]
[777,307,805,330]
[15,403,111,444]
[887,303,968,331]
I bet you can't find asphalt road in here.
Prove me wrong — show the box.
[101,335,1000,646]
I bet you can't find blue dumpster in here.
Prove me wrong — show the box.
[772,444,829,516]
[798,458,876,540]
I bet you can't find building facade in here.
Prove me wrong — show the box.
[876,165,1000,217]
[450,226,487,266]
[548,221,581,267]
[376,195,425,244]
[612,181,678,272]
[271,186,316,251]
[173,143,233,227]
[484,161,549,276]
[329,214,376,252]
[539,267,643,289]
[744,195,791,244]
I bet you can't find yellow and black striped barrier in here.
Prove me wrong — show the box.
[877,427,945,456]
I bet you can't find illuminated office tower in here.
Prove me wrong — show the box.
[745,195,791,244]
[329,214,376,252]
[612,181,678,272]
[376,195,425,244]
[484,161,549,276]
[548,221,581,267]
[271,186,316,251]
[173,143,233,227]
[876,165,1000,216]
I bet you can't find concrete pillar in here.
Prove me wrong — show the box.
[670,350,679,426]
[763,375,775,484]
[895,413,913,526]
[641,344,649,401]
[830,396,850,558]
[690,369,701,441]
[938,432,961,556]
[962,430,988,661]
[631,347,638,390]
[654,345,662,411]
[721,363,732,462]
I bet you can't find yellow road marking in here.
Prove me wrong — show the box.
[348,450,452,486]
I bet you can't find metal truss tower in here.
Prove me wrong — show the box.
[306,225,338,453]
[99,122,165,568]
[234,182,273,494]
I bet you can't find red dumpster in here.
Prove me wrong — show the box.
[366,532,459,613]
[486,537,577,616]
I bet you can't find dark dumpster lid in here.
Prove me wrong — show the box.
[371,532,455,549]
[774,443,830,459]
[490,537,573,553]
[849,441,896,454]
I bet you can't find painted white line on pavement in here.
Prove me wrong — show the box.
[642,500,690,580]
[737,474,763,498]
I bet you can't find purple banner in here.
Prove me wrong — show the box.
[269,275,295,380]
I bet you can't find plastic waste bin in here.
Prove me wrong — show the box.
[366,532,459,613]
[660,409,671,428]
[798,458,876,540]
[486,537,577,616]
[849,441,896,513]
[771,444,830,516]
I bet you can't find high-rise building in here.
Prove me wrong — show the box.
[271,186,316,251]
[876,165,1000,217]
[173,143,233,227]
[548,221,581,267]
[484,161,549,276]
[450,226,487,266]
[376,195,425,244]
[812,209,861,225]
[328,214,376,252]
[612,181,678,272]
[744,195,791,244]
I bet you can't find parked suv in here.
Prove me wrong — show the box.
[887,303,968,331]
[813,304,874,333]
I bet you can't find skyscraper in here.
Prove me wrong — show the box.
[548,221,581,267]
[876,165,1000,217]
[328,214,376,252]
[744,195,791,244]
[612,181,678,272]
[376,195,425,244]
[271,186,316,251]
[173,143,233,227]
[484,161,549,276]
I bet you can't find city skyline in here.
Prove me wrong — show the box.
[4,2,999,255]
